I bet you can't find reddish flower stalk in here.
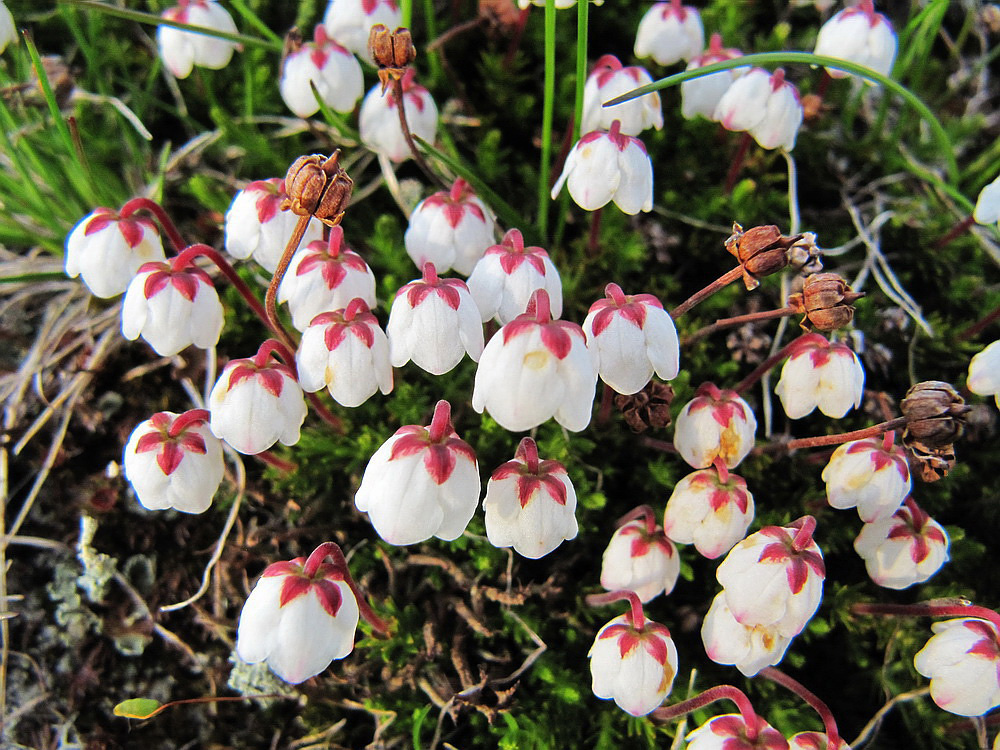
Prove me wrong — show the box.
[426,399,454,442]
[265,215,312,347]
[790,515,816,551]
[165,408,210,437]
[650,685,761,741]
[670,265,745,320]
[172,244,296,349]
[760,667,842,750]
[934,215,975,251]
[585,589,647,630]
[391,77,446,189]
[303,542,390,635]
[255,450,298,473]
[723,132,754,195]
[119,196,187,254]
[684,305,799,345]
[588,206,603,257]
[733,333,813,394]
[956,302,1000,342]
[252,339,343,433]
[784,417,908,451]
[851,600,1000,633]
[614,504,658,536]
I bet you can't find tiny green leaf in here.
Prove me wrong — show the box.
[113,698,164,719]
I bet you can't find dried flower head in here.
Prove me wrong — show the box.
[368,24,416,92]
[725,222,800,290]
[789,272,864,331]
[901,381,970,449]
[282,151,353,227]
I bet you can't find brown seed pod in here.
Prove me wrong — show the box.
[614,381,674,433]
[282,152,353,227]
[369,24,416,93]
[904,438,956,483]
[724,222,800,290]
[788,272,865,331]
[900,380,970,449]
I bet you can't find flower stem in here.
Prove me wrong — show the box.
[614,504,657,536]
[391,76,445,188]
[851,601,1000,633]
[650,685,760,741]
[685,306,799,345]
[759,667,842,750]
[304,542,391,636]
[587,206,603,257]
[427,400,453,442]
[265,216,310,349]
[255,450,298,473]
[573,0,588,142]
[166,409,211,437]
[784,417,909,451]
[119,197,187,254]
[538,0,556,237]
[733,333,810,394]
[956,301,1000,342]
[723,132,753,195]
[670,265,744,320]
[585,589,646,630]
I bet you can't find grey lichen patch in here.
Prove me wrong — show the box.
[76,514,117,603]
[227,653,301,706]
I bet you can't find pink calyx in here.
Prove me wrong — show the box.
[491,437,569,508]
[134,409,211,475]
[387,400,476,484]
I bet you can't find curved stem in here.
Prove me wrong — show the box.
[255,450,297,473]
[518,437,540,473]
[956,301,1000,342]
[759,668,841,750]
[427,399,452,442]
[253,338,297,369]
[670,265,744,320]
[712,456,729,484]
[790,515,816,551]
[119,197,186,254]
[614,504,657,536]
[733,333,810,394]
[265,217,310,349]
[538,0,556,237]
[851,601,1000,634]
[585,589,646,630]
[391,77,445,188]
[602,51,959,185]
[177,244,295,349]
[304,542,391,636]
[650,685,760,741]
[785,417,908,451]
[685,306,799,345]
[305,392,345,433]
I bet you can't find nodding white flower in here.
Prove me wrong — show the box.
[775,334,864,420]
[814,0,897,82]
[789,732,851,750]
[714,67,803,151]
[123,410,224,514]
[323,0,401,62]
[65,207,166,298]
[404,179,497,276]
[634,0,704,66]
[224,178,324,273]
[663,462,754,559]
[681,33,744,121]
[701,592,792,677]
[821,435,910,522]
[277,227,376,333]
[157,0,239,79]
[853,497,949,590]
[354,400,480,545]
[600,512,679,603]
[913,617,1000,717]
[588,612,678,716]
[686,715,788,750]
[716,517,824,638]
[974,175,1000,227]
[121,261,224,356]
[236,542,386,684]
[296,299,392,407]
[467,229,563,325]
[581,55,662,137]
[472,289,597,432]
[280,25,364,118]
[583,283,679,395]
[551,120,653,215]
[386,263,484,375]
[673,383,757,470]
[0,2,16,54]
[483,437,578,559]
[359,69,438,163]
[967,339,1000,408]
[208,342,307,455]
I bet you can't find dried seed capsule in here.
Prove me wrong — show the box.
[790,272,864,331]
[614,381,675,433]
[900,380,970,448]
[368,24,416,92]
[905,438,956,483]
[282,152,353,227]
[724,222,799,290]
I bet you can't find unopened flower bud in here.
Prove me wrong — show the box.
[283,152,353,227]
[901,381,969,448]
[368,24,416,81]
[724,222,798,290]
[790,272,864,331]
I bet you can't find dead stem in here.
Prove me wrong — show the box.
[671,265,745,319]
[391,77,446,189]
[684,306,798,345]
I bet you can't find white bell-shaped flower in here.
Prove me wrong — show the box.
[663,461,754,559]
[914,617,1000,717]
[224,178,324,273]
[551,120,653,215]
[277,227,376,332]
[354,400,480,545]
[853,497,949,590]
[386,263,484,375]
[715,67,803,151]
[404,178,497,276]
[716,516,824,638]
[323,0,402,62]
[65,207,166,298]
[280,25,364,118]
[634,0,704,66]
[208,341,308,455]
[483,437,578,559]
[121,261,224,356]
[589,608,678,717]
[681,33,744,121]
[701,592,792,677]
[821,435,910,522]
[123,410,224,514]
[296,298,392,408]
[974,175,1000,227]
[814,0,897,81]
[467,228,563,325]
[600,509,679,603]
[359,69,438,163]
[0,2,16,54]
[157,0,239,79]
[673,382,756,469]
[472,289,597,432]
[775,333,864,420]
[967,339,1000,408]
[686,715,787,750]
[583,282,679,395]
[581,55,662,137]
